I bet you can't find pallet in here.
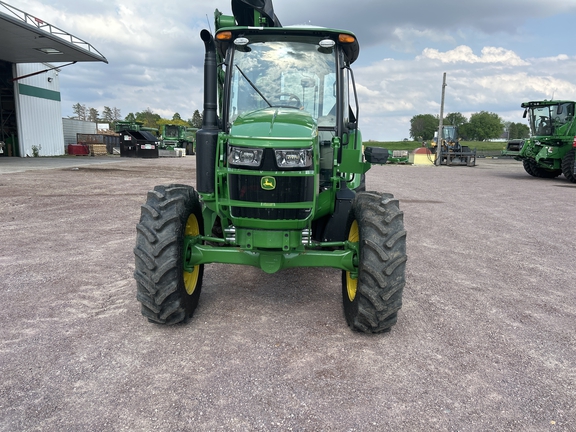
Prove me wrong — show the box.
[89,144,108,156]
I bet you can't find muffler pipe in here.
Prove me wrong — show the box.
[196,29,219,194]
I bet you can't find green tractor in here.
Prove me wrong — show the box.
[133,0,407,333]
[159,124,197,155]
[503,100,576,182]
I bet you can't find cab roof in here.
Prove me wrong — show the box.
[215,26,360,64]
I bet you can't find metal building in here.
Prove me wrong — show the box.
[0,1,107,157]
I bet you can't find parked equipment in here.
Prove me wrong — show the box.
[501,100,576,182]
[159,124,197,154]
[502,139,525,155]
[387,150,411,164]
[133,0,407,333]
[431,125,476,166]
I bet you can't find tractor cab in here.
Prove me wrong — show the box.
[522,100,576,143]
[442,125,458,145]
[217,27,362,194]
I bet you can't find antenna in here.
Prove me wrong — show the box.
[206,14,212,34]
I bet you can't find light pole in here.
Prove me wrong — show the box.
[436,72,447,166]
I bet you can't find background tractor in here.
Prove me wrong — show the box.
[502,100,576,182]
[159,124,197,155]
[133,0,407,333]
[430,125,476,166]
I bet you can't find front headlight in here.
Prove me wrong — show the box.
[228,146,263,167]
[275,148,313,168]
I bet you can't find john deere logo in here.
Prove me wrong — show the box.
[261,176,276,190]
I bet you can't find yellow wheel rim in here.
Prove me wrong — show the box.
[346,220,359,301]
[183,213,200,295]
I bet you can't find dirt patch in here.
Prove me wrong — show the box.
[1,157,575,430]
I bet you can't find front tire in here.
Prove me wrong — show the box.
[134,184,204,324]
[342,192,407,333]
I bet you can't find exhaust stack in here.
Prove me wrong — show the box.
[196,29,219,194]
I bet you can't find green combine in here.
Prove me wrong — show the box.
[503,100,576,182]
[133,0,407,333]
[159,124,197,154]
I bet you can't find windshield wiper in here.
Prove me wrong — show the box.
[235,65,272,107]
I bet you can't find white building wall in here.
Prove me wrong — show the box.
[13,63,65,157]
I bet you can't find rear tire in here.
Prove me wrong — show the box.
[355,174,366,192]
[342,192,407,333]
[134,184,204,324]
[561,149,576,183]
[522,159,562,178]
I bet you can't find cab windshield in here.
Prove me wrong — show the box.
[228,37,337,127]
[529,102,575,136]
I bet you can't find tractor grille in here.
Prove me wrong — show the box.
[229,174,313,220]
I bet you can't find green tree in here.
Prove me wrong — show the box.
[464,111,504,141]
[444,112,467,128]
[157,118,190,128]
[409,114,438,140]
[189,110,203,128]
[125,112,136,122]
[508,122,529,139]
[101,106,122,129]
[102,106,113,123]
[172,112,182,121]
[515,122,530,139]
[135,108,161,128]
[113,107,122,121]
[72,103,87,121]
[88,107,99,122]
[458,122,472,140]
[507,122,517,140]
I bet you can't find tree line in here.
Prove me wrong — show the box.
[409,111,530,141]
[71,104,203,129]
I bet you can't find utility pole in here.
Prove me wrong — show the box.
[436,72,447,166]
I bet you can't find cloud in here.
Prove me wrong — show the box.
[420,46,529,66]
[354,46,576,140]
[273,0,576,50]
[11,0,576,140]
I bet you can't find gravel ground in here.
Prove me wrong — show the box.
[1,156,575,431]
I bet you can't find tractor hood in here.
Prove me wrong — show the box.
[230,108,317,141]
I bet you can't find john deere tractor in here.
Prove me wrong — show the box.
[502,100,576,182]
[133,0,407,333]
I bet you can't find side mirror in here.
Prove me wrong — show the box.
[523,108,528,119]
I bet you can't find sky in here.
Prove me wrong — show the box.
[8,0,576,141]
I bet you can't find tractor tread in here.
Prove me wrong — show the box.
[561,149,576,183]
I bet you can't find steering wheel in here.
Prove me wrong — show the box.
[273,93,301,108]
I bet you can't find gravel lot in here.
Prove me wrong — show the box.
[1,155,575,431]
